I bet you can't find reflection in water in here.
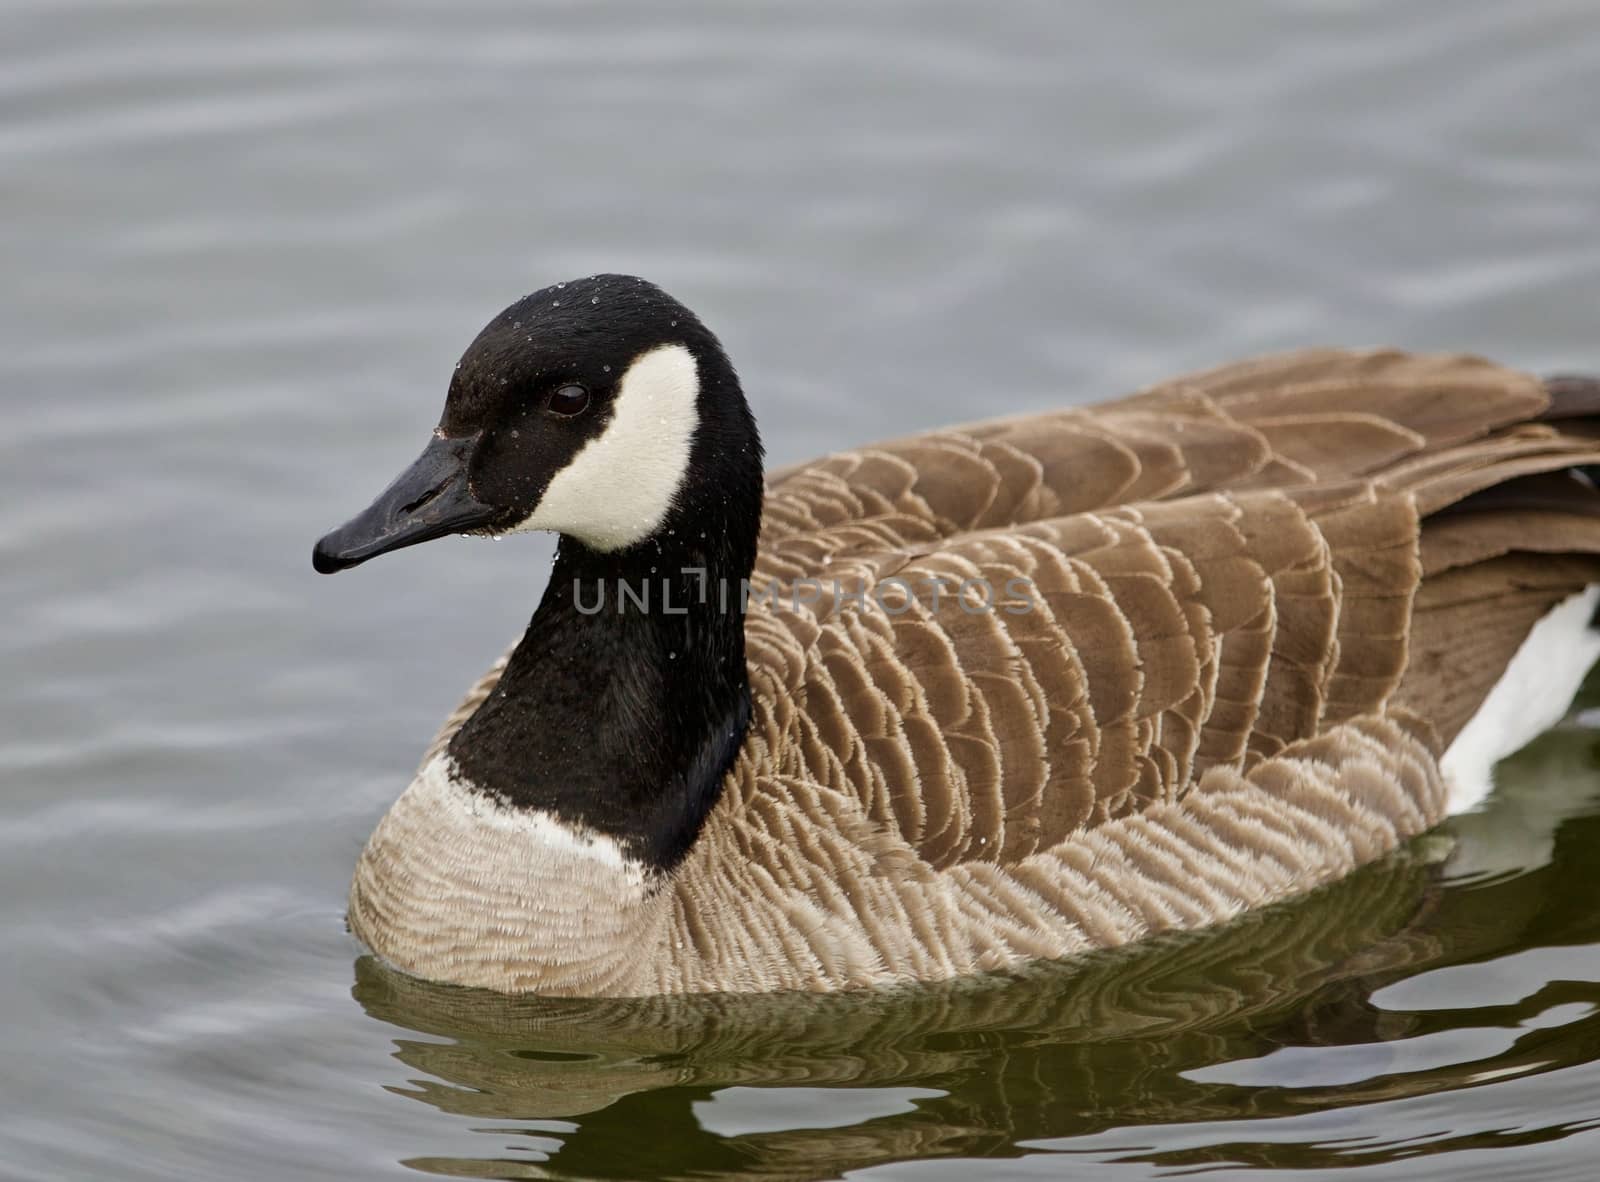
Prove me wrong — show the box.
[349,699,1600,1180]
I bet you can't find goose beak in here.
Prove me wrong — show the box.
[312,432,498,573]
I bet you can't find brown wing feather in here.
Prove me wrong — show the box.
[744,360,1600,887]
[740,482,1440,874]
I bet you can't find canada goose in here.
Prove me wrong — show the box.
[314,274,1600,996]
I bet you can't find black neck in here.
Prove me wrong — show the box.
[447,447,763,872]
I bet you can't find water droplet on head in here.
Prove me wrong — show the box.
[552,300,561,307]
[491,535,503,542]
[602,364,611,373]
[510,428,519,438]
[669,319,678,327]
[591,296,599,305]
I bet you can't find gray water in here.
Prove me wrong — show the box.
[4,2,1600,1178]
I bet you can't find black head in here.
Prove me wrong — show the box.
[312,274,761,573]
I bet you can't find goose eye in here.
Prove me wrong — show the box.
[548,383,590,417]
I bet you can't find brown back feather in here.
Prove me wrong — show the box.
[741,350,1600,875]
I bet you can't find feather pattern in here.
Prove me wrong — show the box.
[354,348,1600,994]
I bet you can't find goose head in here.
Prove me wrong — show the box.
[312,274,762,574]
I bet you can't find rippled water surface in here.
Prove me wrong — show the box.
[5,2,1600,1178]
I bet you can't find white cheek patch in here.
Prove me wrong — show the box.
[513,343,700,551]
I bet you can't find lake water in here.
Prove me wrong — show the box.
[4,2,1600,1178]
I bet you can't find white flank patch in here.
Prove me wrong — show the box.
[514,342,700,550]
[1441,584,1600,814]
